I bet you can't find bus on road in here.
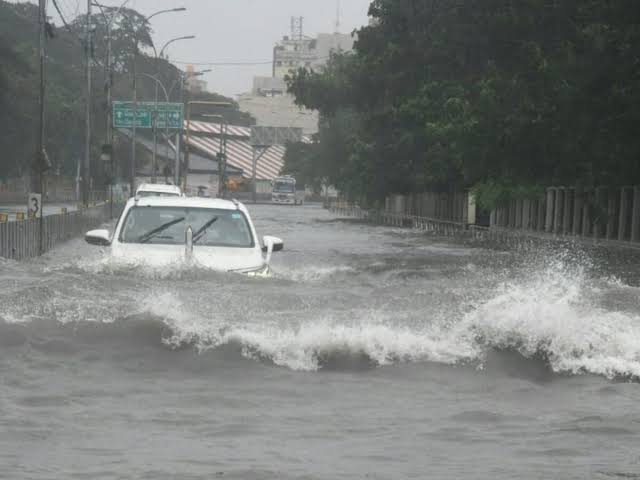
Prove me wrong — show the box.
[272,176,304,205]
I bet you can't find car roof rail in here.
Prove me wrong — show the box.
[231,198,240,209]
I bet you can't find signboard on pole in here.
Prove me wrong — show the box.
[250,126,303,146]
[113,102,184,129]
[28,193,42,219]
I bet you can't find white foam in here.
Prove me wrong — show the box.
[6,249,640,378]
[274,264,356,282]
[156,257,640,377]
[459,260,640,378]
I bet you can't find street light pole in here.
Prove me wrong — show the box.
[34,0,47,254]
[168,69,210,186]
[129,7,186,193]
[83,0,93,207]
[152,35,195,184]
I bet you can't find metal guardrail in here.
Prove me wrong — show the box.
[328,204,469,236]
[0,202,123,260]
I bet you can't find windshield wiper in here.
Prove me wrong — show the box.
[193,216,218,244]
[138,217,185,244]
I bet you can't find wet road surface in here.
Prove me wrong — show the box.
[1,204,639,479]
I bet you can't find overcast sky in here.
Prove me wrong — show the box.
[44,0,372,98]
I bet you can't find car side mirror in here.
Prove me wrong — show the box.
[85,229,111,246]
[262,235,283,265]
[262,235,283,253]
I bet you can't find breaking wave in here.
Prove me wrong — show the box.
[2,253,640,379]
[273,264,356,282]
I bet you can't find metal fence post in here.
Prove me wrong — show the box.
[631,186,640,243]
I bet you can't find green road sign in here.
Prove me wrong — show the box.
[113,101,184,129]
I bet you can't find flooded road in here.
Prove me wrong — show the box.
[1,204,640,479]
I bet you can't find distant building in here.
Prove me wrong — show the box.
[184,64,208,93]
[272,17,355,79]
[238,17,355,135]
[312,32,356,67]
[252,76,287,97]
[237,92,319,135]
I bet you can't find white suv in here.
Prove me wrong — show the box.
[85,197,283,275]
[135,183,183,198]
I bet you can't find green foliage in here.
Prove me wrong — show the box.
[0,0,252,182]
[471,180,544,211]
[281,140,321,193]
[285,0,640,202]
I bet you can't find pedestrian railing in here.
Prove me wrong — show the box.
[0,202,123,260]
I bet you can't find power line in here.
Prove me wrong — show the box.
[170,56,331,67]
[172,60,273,66]
[51,0,74,34]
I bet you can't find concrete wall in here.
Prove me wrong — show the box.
[489,186,640,244]
[384,191,475,225]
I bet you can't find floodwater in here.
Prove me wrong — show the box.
[1,204,639,479]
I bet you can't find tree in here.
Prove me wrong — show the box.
[285,0,640,206]
[0,0,254,184]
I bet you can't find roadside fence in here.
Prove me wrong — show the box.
[327,185,640,249]
[0,202,123,260]
[490,186,640,244]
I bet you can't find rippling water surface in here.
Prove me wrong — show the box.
[1,204,639,479]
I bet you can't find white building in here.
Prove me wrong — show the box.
[237,78,319,135]
[238,18,355,135]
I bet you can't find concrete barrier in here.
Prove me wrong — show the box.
[491,185,640,246]
[327,185,640,248]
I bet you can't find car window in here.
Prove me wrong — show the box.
[136,191,180,197]
[274,182,295,193]
[119,207,254,247]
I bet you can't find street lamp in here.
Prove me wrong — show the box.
[164,68,211,185]
[168,68,211,101]
[130,6,186,196]
[151,35,195,184]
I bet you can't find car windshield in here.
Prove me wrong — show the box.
[136,191,180,198]
[119,207,254,247]
[274,182,295,193]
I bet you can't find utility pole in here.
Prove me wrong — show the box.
[153,35,195,184]
[105,16,113,215]
[131,58,137,197]
[129,8,187,195]
[34,0,47,254]
[152,79,158,183]
[93,0,131,208]
[83,0,92,207]
[219,122,228,198]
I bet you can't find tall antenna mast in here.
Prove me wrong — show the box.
[291,16,303,41]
